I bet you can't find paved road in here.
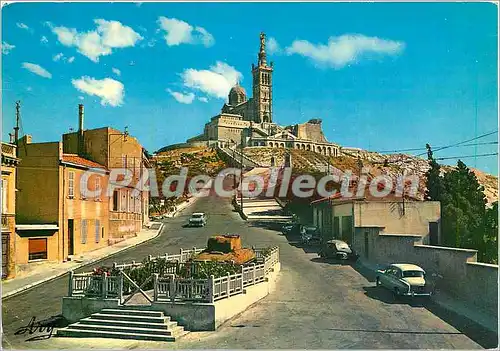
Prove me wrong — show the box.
[2,193,492,349]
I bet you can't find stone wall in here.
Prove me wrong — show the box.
[358,229,498,316]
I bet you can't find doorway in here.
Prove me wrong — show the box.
[68,219,74,255]
[364,232,369,258]
[429,222,439,245]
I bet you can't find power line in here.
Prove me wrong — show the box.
[434,153,498,161]
[415,130,498,157]
[375,141,498,154]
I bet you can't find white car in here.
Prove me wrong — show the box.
[188,213,207,227]
[376,263,432,298]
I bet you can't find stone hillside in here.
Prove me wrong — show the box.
[241,147,499,205]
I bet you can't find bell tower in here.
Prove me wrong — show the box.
[252,32,273,124]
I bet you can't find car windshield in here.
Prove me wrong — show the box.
[191,214,203,218]
[403,270,424,278]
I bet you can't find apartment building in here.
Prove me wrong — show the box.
[16,135,110,268]
[1,142,19,279]
[62,104,149,242]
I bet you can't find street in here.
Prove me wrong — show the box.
[2,193,492,349]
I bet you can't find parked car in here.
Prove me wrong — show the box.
[318,239,359,261]
[188,213,207,227]
[282,222,301,235]
[376,263,432,298]
[300,226,321,245]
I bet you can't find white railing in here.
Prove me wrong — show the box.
[68,246,280,304]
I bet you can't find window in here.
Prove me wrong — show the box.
[95,177,101,201]
[113,190,119,211]
[95,220,100,243]
[1,178,8,213]
[120,190,127,212]
[28,238,47,260]
[81,219,88,244]
[68,171,75,199]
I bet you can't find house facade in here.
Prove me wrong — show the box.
[62,105,149,242]
[311,195,441,248]
[15,136,110,269]
[1,142,19,279]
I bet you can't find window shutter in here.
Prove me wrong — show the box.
[68,171,75,198]
[81,219,87,244]
[95,220,100,243]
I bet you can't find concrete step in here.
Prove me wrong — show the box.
[68,322,184,336]
[100,308,164,318]
[90,313,169,324]
[56,328,177,342]
[79,317,178,330]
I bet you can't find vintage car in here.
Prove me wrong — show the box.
[376,263,432,298]
[282,222,301,236]
[188,212,207,227]
[300,226,322,245]
[318,239,359,261]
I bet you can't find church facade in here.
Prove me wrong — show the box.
[187,33,340,157]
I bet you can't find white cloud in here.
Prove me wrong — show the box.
[26,87,33,92]
[198,97,208,103]
[167,89,195,104]
[51,19,143,62]
[1,41,15,55]
[181,61,242,99]
[67,56,75,63]
[157,17,214,47]
[22,62,52,79]
[72,76,124,107]
[78,96,85,100]
[53,52,64,61]
[112,67,121,76]
[40,36,49,44]
[16,22,29,30]
[285,34,405,69]
[267,37,281,55]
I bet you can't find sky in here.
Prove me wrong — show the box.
[1,1,498,174]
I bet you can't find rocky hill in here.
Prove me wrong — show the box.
[151,145,497,205]
[241,147,498,205]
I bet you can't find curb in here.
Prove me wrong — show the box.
[2,222,165,300]
[357,259,498,335]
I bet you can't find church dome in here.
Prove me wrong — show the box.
[228,84,247,105]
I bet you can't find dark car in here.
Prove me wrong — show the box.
[282,222,301,236]
[318,239,359,261]
[300,226,322,245]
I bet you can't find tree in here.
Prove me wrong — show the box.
[482,202,498,264]
[441,160,487,251]
[424,144,445,201]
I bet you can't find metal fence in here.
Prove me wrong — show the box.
[68,246,279,304]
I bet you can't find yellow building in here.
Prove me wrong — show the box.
[16,135,110,269]
[62,104,149,242]
[1,142,19,279]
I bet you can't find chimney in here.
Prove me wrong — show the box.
[78,104,84,133]
[78,104,84,156]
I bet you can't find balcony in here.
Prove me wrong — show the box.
[109,212,142,221]
[2,214,15,232]
[1,143,19,167]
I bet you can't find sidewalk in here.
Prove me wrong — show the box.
[235,197,293,222]
[1,222,164,300]
[357,258,498,334]
[2,194,204,300]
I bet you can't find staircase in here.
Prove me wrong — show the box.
[56,308,187,342]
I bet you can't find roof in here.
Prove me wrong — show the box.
[390,263,425,272]
[191,212,205,216]
[229,84,246,96]
[61,154,107,170]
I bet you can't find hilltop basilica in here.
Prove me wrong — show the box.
[186,33,340,157]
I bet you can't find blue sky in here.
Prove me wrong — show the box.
[2,1,498,174]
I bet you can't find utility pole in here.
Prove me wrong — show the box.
[240,144,244,211]
[14,101,20,155]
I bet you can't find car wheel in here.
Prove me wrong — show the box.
[393,288,400,300]
[376,277,381,286]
